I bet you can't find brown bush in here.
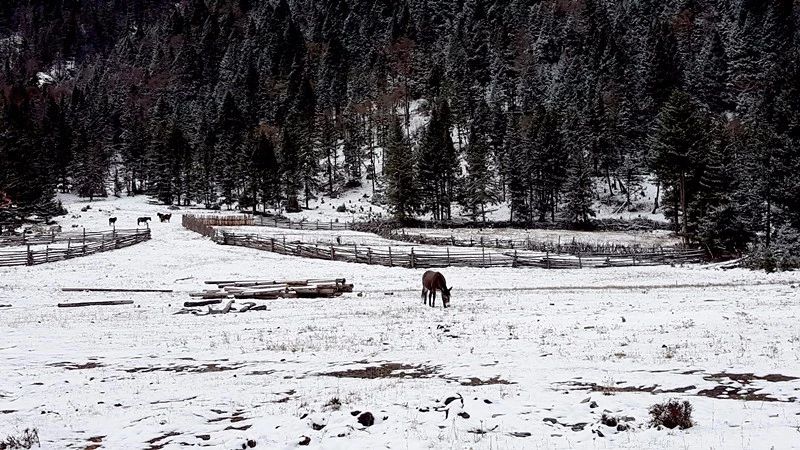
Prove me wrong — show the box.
[649,399,693,429]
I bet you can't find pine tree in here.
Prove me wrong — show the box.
[461,102,498,222]
[649,90,709,242]
[384,115,417,220]
[417,99,458,221]
[563,150,596,227]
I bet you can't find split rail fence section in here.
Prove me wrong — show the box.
[390,231,694,257]
[218,232,705,269]
[0,229,151,267]
[182,214,705,269]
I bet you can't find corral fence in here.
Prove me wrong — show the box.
[218,232,706,269]
[182,214,255,237]
[389,231,696,257]
[181,214,706,269]
[0,228,151,267]
[253,215,354,231]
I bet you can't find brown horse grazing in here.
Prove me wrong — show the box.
[421,270,452,308]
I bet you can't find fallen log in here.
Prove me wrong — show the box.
[62,287,173,293]
[236,302,257,313]
[184,299,222,307]
[58,300,134,308]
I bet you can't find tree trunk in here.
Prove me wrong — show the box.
[652,182,660,214]
[680,172,687,245]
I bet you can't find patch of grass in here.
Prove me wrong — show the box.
[324,397,342,411]
[649,399,693,429]
[1,428,40,449]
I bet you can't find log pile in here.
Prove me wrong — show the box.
[191,278,354,300]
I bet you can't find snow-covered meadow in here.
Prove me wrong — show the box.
[2,195,800,449]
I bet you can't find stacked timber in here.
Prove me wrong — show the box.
[191,278,354,300]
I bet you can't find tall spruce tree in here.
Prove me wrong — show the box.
[384,115,417,220]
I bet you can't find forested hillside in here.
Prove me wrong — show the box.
[1,0,799,258]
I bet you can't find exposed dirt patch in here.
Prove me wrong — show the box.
[150,396,197,405]
[704,372,799,384]
[50,361,104,370]
[125,363,242,374]
[322,363,439,379]
[0,410,16,414]
[563,381,696,395]
[543,417,588,431]
[145,431,180,449]
[457,376,515,386]
[84,435,105,450]
[696,385,793,403]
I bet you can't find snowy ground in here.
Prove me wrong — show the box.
[2,195,800,449]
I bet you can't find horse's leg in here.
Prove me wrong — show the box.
[431,290,436,308]
[421,287,427,304]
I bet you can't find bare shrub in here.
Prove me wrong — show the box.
[1,428,40,449]
[649,399,693,429]
[324,397,342,411]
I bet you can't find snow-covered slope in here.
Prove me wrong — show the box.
[1,195,799,449]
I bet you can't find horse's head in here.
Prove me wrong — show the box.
[442,286,452,308]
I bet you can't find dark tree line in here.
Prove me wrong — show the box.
[1,0,799,265]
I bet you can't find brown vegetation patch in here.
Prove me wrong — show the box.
[703,372,798,384]
[145,431,180,449]
[322,363,438,379]
[125,363,241,374]
[50,361,104,370]
[696,385,791,403]
[562,381,696,395]
[457,376,515,386]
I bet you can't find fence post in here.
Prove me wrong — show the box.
[546,251,551,269]
[389,247,393,267]
[354,243,358,262]
[513,249,518,267]
[82,228,86,255]
[101,233,105,252]
[330,220,333,230]
[368,248,372,265]
[67,238,71,258]
[45,245,49,263]
[482,246,485,267]
[410,247,415,269]
[26,244,33,266]
[331,245,336,260]
[446,247,450,266]
[578,254,582,269]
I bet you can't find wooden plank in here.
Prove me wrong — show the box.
[57,300,134,308]
[184,299,222,307]
[62,287,173,293]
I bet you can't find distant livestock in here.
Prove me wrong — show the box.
[108,217,117,226]
[421,270,452,308]
[137,217,152,227]
[157,213,172,223]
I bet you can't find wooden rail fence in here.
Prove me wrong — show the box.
[219,232,706,269]
[0,229,151,267]
[181,214,705,269]
[390,231,694,257]
[182,214,254,238]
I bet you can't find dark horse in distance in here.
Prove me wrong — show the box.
[421,270,452,308]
